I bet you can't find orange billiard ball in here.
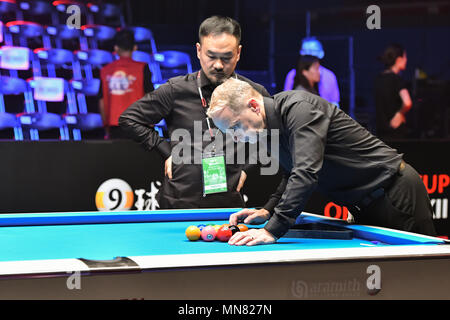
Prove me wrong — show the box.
[185,225,201,241]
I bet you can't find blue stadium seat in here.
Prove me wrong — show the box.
[87,2,125,27]
[0,0,23,22]
[125,26,163,85]
[0,45,40,78]
[66,78,103,140]
[0,20,4,44]
[157,50,192,82]
[81,24,116,50]
[19,0,58,26]
[70,78,101,100]
[128,26,158,54]
[4,20,48,49]
[74,49,113,79]
[34,47,76,79]
[52,0,88,26]
[19,76,70,140]
[0,75,27,139]
[46,24,83,50]
[132,50,162,84]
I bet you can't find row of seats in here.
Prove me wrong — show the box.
[1,21,160,67]
[0,45,193,140]
[1,2,194,140]
[0,75,102,140]
[1,45,163,82]
[1,20,193,79]
[2,20,153,51]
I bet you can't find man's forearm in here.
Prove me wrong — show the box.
[119,113,171,158]
[98,98,107,126]
[263,173,288,214]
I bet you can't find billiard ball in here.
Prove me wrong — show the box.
[216,226,233,242]
[197,224,206,232]
[237,224,248,232]
[213,225,221,231]
[201,226,217,242]
[229,225,240,235]
[185,225,201,241]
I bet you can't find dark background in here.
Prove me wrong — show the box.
[109,0,450,137]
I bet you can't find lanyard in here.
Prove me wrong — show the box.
[196,71,214,140]
[196,71,239,196]
[196,71,238,140]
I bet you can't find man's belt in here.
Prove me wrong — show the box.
[353,160,406,211]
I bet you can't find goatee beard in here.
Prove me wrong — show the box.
[210,73,228,86]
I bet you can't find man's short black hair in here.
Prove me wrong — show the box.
[198,16,241,44]
[115,29,135,51]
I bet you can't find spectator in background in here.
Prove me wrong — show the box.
[293,55,321,95]
[374,43,412,140]
[99,29,154,139]
[284,37,340,106]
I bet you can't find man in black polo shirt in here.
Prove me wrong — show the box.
[206,78,436,246]
[119,16,270,208]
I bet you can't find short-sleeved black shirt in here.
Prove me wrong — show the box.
[374,72,407,138]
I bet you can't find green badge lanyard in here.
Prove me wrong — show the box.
[196,71,227,196]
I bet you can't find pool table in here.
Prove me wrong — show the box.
[0,208,449,300]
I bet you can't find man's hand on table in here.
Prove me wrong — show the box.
[228,208,276,246]
[228,228,277,246]
[229,208,270,225]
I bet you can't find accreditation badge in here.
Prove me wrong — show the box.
[202,152,228,196]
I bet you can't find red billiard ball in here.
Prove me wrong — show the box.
[216,226,233,242]
[201,226,217,242]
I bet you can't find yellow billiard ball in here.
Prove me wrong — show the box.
[185,225,201,241]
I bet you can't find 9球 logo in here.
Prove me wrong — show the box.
[95,179,134,211]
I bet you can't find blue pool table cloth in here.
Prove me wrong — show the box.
[0,208,444,262]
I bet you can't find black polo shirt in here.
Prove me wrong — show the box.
[119,70,270,208]
[374,71,408,139]
[262,90,403,239]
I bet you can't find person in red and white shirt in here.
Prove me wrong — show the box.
[99,29,154,139]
